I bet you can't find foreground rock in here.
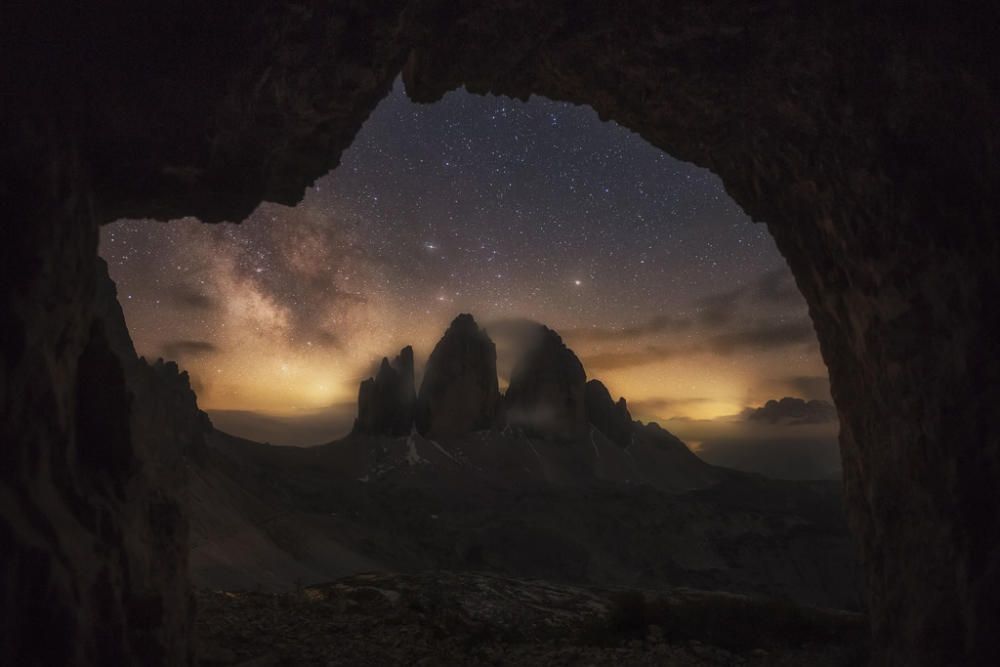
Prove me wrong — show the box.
[415,314,500,437]
[196,571,867,666]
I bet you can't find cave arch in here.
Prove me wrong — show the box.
[3,2,998,665]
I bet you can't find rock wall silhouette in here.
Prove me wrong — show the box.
[0,188,196,663]
[585,380,634,448]
[3,2,999,663]
[354,347,416,436]
[504,325,588,440]
[93,258,205,664]
[416,315,500,437]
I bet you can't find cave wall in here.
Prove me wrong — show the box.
[0,129,192,663]
[2,1,998,664]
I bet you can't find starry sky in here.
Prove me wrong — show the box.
[101,79,832,446]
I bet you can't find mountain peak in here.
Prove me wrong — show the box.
[584,379,633,447]
[449,312,479,329]
[415,315,500,437]
[353,346,415,436]
[504,323,588,440]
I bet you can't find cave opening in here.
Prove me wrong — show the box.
[102,79,840,464]
[98,81,860,651]
[4,3,998,665]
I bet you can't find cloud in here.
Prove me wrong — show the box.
[166,282,218,311]
[577,318,816,371]
[312,330,344,350]
[160,339,219,360]
[562,266,809,354]
[755,267,802,306]
[484,317,551,382]
[752,374,832,403]
[580,345,677,371]
[561,315,691,343]
[696,292,741,326]
[629,396,717,415]
[688,269,802,326]
[744,397,838,425]
[485,317,549,346]
[706,320,816,354]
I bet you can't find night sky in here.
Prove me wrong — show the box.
[101,79,831,445]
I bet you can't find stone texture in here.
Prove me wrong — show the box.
[93,258,205,664]
[0,200,196,664]
[3,2,999,663]
[505,325,588,440]
[196,571,866,666]
[353,346,416,436]
[585,380,634,447]
[415,315,500,437]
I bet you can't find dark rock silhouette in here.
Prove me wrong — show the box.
[504,325,587,440]
[585,380,633,447]
[83,258,200,664]
[354,346,416,436]
[415,315,500,437]
[638,421,700,458]
[95,258,212,462]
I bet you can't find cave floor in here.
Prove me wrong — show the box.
[195,571,866,666]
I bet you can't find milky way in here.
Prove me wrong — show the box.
[101,80,829,443]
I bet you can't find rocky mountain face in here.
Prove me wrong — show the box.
[358,317,670,450]
[504,324,588,440]
[354,347,415,436]
[95,258,212,468]
[179,315,859,610]
[415,314,501,437]
[83,258,212,664]
[190,428,858,611]
[585,380,634,448]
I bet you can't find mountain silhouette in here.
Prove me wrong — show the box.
[91,274,859,611]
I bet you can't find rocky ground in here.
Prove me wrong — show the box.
[196,571,866,666]
[189,429,860,610]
